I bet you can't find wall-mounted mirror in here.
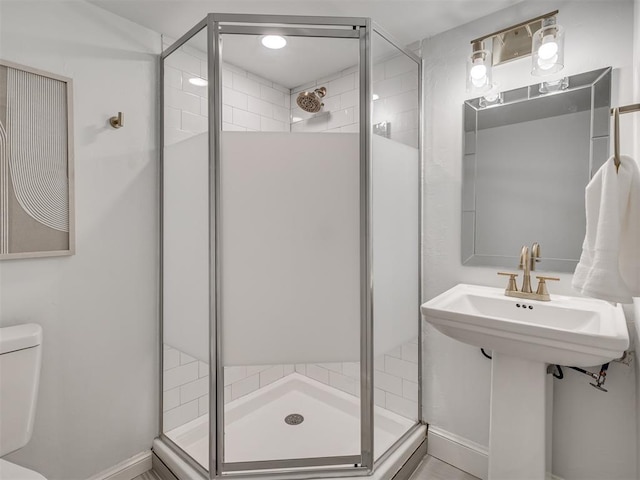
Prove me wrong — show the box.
[462,67,611,272]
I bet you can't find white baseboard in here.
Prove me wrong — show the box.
[87,451,152,480]
[427,427,565,480]
[427,427,488,480]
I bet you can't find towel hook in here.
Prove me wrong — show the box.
[613,107,620,172]
[109,111,124,129]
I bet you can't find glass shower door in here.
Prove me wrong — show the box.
[371,29,422,461]
[216,26,363,470]
[161,24,211,473]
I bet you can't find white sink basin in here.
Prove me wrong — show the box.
[422,284,630,479]
[421,284,629,480]
[421,283,629,367]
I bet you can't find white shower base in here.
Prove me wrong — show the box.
[166,373,415,468]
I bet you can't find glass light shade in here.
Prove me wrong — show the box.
[479,83,503,107]
[539,77,569,94]
[531,24,565,76]
[467,49,492,93]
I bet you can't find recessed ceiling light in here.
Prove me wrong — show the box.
[189,77,208,87]
[372,94,380,100]
[261,35,287,49]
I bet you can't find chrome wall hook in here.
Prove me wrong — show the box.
[109,112,124,129]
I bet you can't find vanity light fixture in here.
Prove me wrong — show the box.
[261,35,287,49]
[468,10,564,93]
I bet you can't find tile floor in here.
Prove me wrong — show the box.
[134,471,162,480]
[409,455,480,480]
[135,454,478,480]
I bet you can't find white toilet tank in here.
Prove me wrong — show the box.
[0,324,43,457]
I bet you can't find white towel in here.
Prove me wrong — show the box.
[572,155,640,303]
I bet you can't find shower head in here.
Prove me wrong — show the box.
[296,87,327,113]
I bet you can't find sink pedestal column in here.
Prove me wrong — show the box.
[488,352,549,480]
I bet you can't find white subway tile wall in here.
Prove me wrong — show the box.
[162,344,299,431]
[298,336,420,419]
[164,39,417,147]
[291,65,359,134]
[163,40,291,146]
[372,51,419,148]
[290,53,418,148]
[163,344,208,431]
[163,336,419,432]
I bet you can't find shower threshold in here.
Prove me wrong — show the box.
[165,373,416,469]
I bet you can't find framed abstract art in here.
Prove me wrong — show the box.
[0,60,74,260]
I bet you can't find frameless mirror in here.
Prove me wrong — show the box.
[462,67,611,272]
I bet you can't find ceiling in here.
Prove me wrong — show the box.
[220,35,361,89]
[89,0,522,49]
[89,0,523,88]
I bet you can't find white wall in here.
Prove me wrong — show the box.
[0,1,160,479]
[422,1,638,479]
[634,2,640,477]
[635,0,640,161]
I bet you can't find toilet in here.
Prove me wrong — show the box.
[0,324,47,480]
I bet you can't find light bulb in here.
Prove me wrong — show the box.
[472,77,487,88]
[537,54,558,70]
[261,35,287,49]
[470,63,487,80]
[470,62,487,87]
[538,35,558,60]
[372,94,380,100]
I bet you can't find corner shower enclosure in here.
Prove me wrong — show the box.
[156,13,424,479]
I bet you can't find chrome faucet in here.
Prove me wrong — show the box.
[497,242,559,301]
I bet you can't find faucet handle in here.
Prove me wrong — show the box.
[498,272,519,293]
[535,276,559,297]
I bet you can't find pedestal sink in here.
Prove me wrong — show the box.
[421,284,629,480]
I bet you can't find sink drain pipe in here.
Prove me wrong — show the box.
[479,348,610,392]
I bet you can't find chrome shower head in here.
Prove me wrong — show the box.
[296,87,327,113]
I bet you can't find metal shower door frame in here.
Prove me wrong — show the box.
[159,13,424,480]
[209,14,369,476]
[159,17,212,480]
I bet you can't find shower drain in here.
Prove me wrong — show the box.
[284,413,304,426]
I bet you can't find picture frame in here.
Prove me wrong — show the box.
[0,59,75,260]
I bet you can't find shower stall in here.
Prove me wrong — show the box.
[154,13,424,479]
